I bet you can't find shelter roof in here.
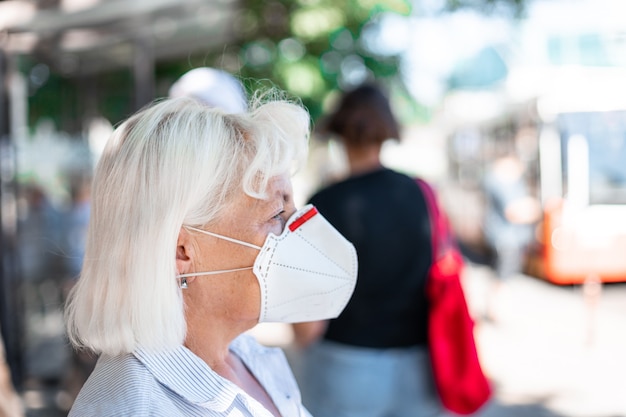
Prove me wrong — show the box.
[1,0,238,75]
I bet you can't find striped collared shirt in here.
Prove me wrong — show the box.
[68,334,312,417]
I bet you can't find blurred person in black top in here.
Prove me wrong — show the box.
[292,83,445,417]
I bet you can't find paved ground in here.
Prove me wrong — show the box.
[19,263,626,417]
[464,264,626,417]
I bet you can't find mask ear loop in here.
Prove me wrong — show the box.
[184,226,262,250]
[177,225,261,290]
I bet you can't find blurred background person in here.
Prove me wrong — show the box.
[292,83,445,417]
[62,173,92,287]
[18,183,65,316]
[168,67,247,114]
[482,150,541,322]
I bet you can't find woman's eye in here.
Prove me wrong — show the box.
[272,210,285,221]
[271,211,288,231]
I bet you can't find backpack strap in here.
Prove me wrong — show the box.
[415,178,455,262]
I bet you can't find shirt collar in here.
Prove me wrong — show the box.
[134,334,295,415]
[134,342,238,411]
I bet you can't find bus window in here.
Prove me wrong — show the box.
[559,111,626,205]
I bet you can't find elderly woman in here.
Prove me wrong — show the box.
[64,95,357,416]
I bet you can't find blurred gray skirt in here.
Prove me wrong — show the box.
[298,340,445,417]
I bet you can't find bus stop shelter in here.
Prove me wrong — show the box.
[0,0,239,390]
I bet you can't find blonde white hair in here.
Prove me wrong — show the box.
[65,95,310,355]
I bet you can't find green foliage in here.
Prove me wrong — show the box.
[22,56,136,131]
[213,0,413,122]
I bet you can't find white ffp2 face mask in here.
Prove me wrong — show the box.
[179,204,358,323]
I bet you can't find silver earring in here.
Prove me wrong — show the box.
[180,277,188,289]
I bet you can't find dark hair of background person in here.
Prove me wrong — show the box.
[325,84,400,147]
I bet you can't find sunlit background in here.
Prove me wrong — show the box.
[1,0,626,416]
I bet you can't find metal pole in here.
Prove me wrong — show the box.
[0,49,24,390]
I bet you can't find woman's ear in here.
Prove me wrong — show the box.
[176,227,193,281]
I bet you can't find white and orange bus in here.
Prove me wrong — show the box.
[446,67,626,285]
